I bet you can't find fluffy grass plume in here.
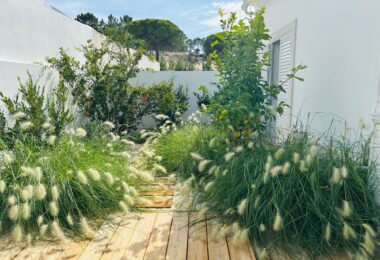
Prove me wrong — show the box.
[155,125,380,257]
[0,129,147,241]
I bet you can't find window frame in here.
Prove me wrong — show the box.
[269,20,297,132]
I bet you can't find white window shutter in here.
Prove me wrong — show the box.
[270,20,297,135]
[276,34,293,132]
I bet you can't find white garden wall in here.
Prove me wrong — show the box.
[0,0,159,101]
[129,71,218,127]
[256,0,380,133]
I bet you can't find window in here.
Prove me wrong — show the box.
[269,20,297,134]
[271,40,281,85]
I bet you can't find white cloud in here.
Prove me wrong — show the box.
[200,16,221,27]
[211,1,243,12]
[200,1,246,27]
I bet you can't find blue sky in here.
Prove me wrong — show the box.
[45,0,245,38]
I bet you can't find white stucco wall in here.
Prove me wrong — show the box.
[256,0,380,133]
[0,0,159,101]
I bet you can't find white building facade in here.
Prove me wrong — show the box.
[255,0,380,134]
[255,0,380,202]
[0,0,159,99]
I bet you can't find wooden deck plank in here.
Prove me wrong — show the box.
[123,212,158,259]
[38,241,65,260]
[227,236,255,260]
[143,212,173,260]
[140,186,175,196]
[14,240,50,260]
[78,214,124,260]
[206,219,230,260]
[136,196,173,208]
[100,214,141,260]
[188,213,208,260]
[155,177,176,185]
[56,240,90,260]
[0,237,12,251]
[165,212,189,260]
[0,240,29,259]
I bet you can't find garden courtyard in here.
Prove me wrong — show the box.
[1,1,380,260]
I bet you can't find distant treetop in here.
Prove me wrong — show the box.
[128,19,185,61]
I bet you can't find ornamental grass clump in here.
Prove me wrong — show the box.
[156,124,380,257]
[0,123,153,243]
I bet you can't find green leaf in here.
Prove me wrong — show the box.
[211,40,220,48]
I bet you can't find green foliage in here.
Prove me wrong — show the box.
[149,82,189,122]
[47,41,144,131]
[155,125,220,174]
[102,15,144,49]
[173,58,186,71]
[48,45,188,130]
[185,37,204,55]
[208,9,306,140]
[47,78,74,137]
[128,19,186,61]
[0,110,6,137]
[156,124,380,257]
[194,85,219,108]
[203,33,224,57]
[182,55,197,71]
[0,73,73,144]
[159,58,168,71]
[172,58,185,71]
[76,13,142,49]
[75,12,100,31]
[202,56,213,71]
[0,127,147,240]
[163,55,197,71]
[0,71,165,241]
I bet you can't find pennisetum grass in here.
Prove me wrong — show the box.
[155,123,380,257]
[0,121,157,243]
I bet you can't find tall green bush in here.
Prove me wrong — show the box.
[47,41,142,131]
[149,82,189,122]
[0,74,73,145]
[48,41,188,131]
[208,8,305,139]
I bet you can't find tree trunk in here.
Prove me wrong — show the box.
[155,49,160,61]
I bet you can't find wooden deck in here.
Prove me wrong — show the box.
[0,177,255,260]
[0,212,256,260]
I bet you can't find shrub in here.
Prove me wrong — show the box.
[149,81,189,123]
[0,74,73,145]
[207,8,305,139]
[160,58,168,71]
[194,85,220,109]
[47,41,143,131]
[48,41,188,131]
